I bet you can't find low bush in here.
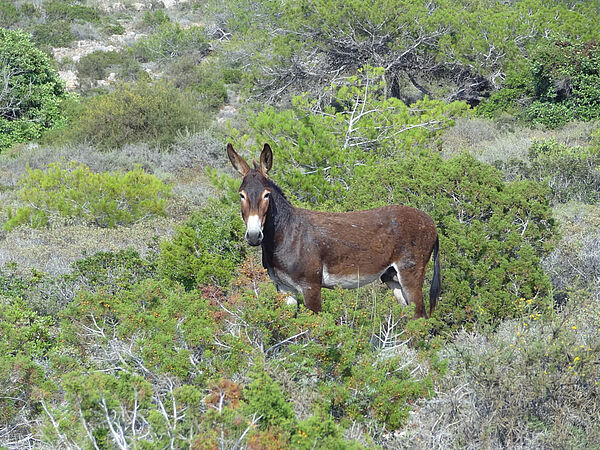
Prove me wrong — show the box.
[52,80,206,149]
[47,269,438,447]
[76,50,128,81]
[158,198,245,288]
[132,23,210,63]
[0,1,18,27]
[65,248,157,294]
[495,138,600,204]
[0,263,32,299]
[140,9,171,29]
[0,296,56,442]
[44,0,102,23]
[525,39,600,128]
[477,39,600,128]
[5,161,171,230]
[31,21,76,47]
[342,153,557,333]
[166,57,228,110]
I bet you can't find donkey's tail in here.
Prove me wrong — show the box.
[429,236,441,317]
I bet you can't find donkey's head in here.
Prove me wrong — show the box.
[227,143,273,246]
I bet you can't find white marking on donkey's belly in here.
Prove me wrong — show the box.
[322,265,382,289]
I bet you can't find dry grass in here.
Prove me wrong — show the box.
[391,302,600,449]
[0,129,233,273]
[0,129,230,187]
[543,202,600,301]
[440,117,598,164]
[0,217,177,276]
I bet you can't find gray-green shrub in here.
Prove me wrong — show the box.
[50,80,206,149]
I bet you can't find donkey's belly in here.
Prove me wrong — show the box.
[321,265,384,289]
[268,266,302,295]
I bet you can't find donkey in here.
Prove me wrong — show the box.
[227,143,441,318]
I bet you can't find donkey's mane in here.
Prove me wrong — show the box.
[266,177,289,202]
[262,174,293,229]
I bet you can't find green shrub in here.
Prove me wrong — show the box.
[44,0,101,23]
[5,161,171,230]
[476,39,600,127]
[76,50,128,81]
[158,198,245,288]
[292,411,359,449]
[524,100,575,129]
[245,66,468,204]
[475,70,532,119]
[0,263,32,299]
[226,274,442,432]
[0,28,66,151]
[243,367,296,430]
[55,80,205,149]
[102,21,125,36]
[0,297,54,436]
[65,249,157,294]
[343,153,556,333]
[19,3,39,19]
[31,20,76,47]
[167,57,228,110]
[59,279,220,380]
[132,23,209,63]
[140,9,171,28]
[0,1,18,27]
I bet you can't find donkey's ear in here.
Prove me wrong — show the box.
[259,143,273,175]
[227,143,251,176]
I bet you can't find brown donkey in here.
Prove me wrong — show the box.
[227,143,441,318]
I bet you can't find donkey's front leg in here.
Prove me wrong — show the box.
[301,284,322,314]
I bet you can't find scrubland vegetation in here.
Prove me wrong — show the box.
[1,0,599,448]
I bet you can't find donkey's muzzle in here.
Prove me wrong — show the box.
[245,230,263,246]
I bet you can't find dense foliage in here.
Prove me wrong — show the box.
[1,0,599,448]
[0,28,66,151]
[244,67,468,203]
[158,199,246,288]
[478,39,600,128]
[214,0,599,102]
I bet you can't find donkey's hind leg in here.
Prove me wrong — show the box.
[381,267,408,307]
[392,264,427,318]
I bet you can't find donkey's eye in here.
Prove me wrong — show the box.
[263,192,270,199]
[239,193,245,200]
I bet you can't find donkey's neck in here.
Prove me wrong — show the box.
[261,183,295,258]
